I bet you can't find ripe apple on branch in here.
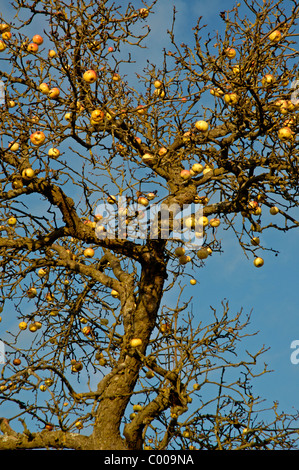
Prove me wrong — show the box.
[0,0,298,453]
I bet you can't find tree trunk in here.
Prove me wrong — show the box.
[91,256,166,450]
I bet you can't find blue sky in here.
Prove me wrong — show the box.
[1,0,299,427]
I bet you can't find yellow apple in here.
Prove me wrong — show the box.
[269,30,282,43]
[262,74,275,87]
[251,222,261,232]
[91,109,105,123]
[95,224,106,236]
[160,323,169,334]
[269,206,279,215]
[203,165,213,176]
[285,100,295,112]
[136,105,147,115]
[274,99,288,114]
[22,168,35,180]
[225,47,236,58]
[197,216,209,227]
[277,127,294,141]
[27,42,39,53]
[105,110,114,121]
[251,237,260,246]
[138,196,149,207]
[196,248,209,259]
[232,65,240,75]
[192,163,204,174]
[147,192,156,200]
[0,40,7,51]
[38,268,47,277]
[8,216,17,226]
[112,73,120,82]
[130,338,142,347]
[174,246,185,257]
[84,247,95,258]
[82,326,92,336]
[111,289,119,298]
[32,34,43,45]
[133,404,143,412]
[64,112,72,121]
[107,195,117,204]
[178,255,191,265]
[71,361,83,372]
[153,88,165,98]
[19,321,27,330]
[8,141,19,151]
[210,87,224,97]
[30,131,46,146]
[183,131,192,142]
[142,153,155,164]
[31,115,40,123]
[48,49,57,58]
[253,257,264,267]
[184,216,195,229]
[2,31,12,40]
[139,8,149,18]
[190,279,197,285]
[224,92,238,105]
[0,23,10,33]
[38,82,49,94]
[12,178,23,189]
[210,218,220,227]
[180,169,191,180]
[146,370,155,379]
[49,309,59,317]
[45,292,54,302]
[48,87,60,99]
[48,148,60,158]
[154,80,162,89]
[283,117,296,128]
[195,229,205,238]
[27,287,37,298]
[158,146,168,156]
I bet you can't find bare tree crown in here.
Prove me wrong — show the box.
[0,0,298,450]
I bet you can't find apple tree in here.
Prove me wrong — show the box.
[0,0,299,450]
